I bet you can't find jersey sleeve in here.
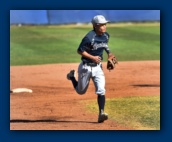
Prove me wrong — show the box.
[77,37,91,53]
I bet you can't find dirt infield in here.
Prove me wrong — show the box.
[10,61,160,130]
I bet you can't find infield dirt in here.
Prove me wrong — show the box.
[10,61,160,130]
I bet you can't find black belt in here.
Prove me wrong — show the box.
[83,61,98,67]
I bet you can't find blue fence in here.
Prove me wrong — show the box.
[10,10,160,25]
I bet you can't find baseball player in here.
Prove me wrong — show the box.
[67,15,117,123]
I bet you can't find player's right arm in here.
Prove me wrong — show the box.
[77,51,101,64]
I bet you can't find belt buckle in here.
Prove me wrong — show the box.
[88,62,97,67]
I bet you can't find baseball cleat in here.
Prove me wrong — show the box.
[98,113,108,123]
[67,70,76,80]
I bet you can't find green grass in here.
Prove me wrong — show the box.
[85,96,160,130]
[10,23,160,65]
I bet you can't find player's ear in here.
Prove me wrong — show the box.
[93,24,96,30]
[93,23,97,28]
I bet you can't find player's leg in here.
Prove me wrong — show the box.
[92,65,108,123]
[67,63,92,95]
[75,63,92,94]
[93,75,106,115]
[97,95,108,123]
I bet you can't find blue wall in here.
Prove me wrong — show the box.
[10,10,160,25]
[10,10,48,24]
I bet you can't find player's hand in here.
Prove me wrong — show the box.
[92,56,101,64]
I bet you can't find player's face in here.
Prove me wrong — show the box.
[95,24,107,35]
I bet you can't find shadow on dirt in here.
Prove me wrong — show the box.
[132,84,160,87]
[10,119,98,124]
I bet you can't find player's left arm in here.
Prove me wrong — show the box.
[104,32,118,60]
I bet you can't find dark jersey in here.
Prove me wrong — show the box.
[77,30,110,63]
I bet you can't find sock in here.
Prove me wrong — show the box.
[70,77,78,89]
[97,95,105,114]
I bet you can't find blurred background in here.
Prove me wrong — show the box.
[10,10,160,65]
[10,10,160,25]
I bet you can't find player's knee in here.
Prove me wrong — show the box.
[75,86,88,95]
[75,89,87,95]
[78,92,86,95]
[97,93,105,96]
[96,89,105,96]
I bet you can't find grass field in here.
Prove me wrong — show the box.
[10,22,160,65]
[85,96,160,130]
